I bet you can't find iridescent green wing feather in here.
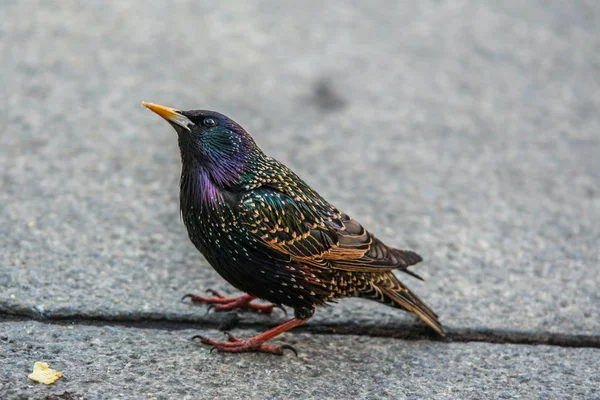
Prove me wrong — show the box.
[239,160,422,274]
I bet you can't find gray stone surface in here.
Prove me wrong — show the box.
[1,321,599,400]
[1,1,599,398]
[2,0,599,335]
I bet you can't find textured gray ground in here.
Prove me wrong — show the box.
[2,321,599,400]
[1,0,599,399]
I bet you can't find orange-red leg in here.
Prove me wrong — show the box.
[193,318,308,355]
[182,290,284,314]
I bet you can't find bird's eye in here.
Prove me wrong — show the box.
[203,118,216,127]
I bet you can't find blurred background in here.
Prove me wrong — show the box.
[1,0,599,355]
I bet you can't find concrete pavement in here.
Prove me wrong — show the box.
[2,321,599,400]
[1,1,599,398]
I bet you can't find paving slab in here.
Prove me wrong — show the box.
[1,0,599,348]
[1,321,599,400]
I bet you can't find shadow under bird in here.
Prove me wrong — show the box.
[142,102,444,355]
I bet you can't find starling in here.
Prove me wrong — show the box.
[142,102,444,355]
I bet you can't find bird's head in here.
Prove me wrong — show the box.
[142,102,261,186]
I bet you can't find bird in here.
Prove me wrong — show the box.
[142,102,444,355]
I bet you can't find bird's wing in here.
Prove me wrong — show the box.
[239,187,422,274]
[325,215,423,275]
[239,188,338,267]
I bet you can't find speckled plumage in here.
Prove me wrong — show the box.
[143,103,443,352]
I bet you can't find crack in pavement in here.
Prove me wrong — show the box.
[2,307,599,349]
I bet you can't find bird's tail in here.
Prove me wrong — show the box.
[364,272,444,336]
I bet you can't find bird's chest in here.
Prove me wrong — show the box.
[182,203,264,293]
[182,203,238,256]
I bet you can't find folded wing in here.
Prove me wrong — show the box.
[239,188,422,275]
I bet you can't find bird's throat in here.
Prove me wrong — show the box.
[180,161,222,216]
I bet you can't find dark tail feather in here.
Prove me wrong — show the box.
[392,249,424,281]
[401,268,424,281]
[377,273,444,336]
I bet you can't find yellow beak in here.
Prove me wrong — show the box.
[141,102,192,131]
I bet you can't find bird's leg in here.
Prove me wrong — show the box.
[182,290,282,314]
[193,317,308,355]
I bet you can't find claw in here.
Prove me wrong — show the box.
[191,335,206,342]
[274,305,288,317]
[224,331,240,342]
[206,304,215,314]
[210,346,217,354]
[181,293,195,302]
[205,289,224,298]
[280,344,298,357]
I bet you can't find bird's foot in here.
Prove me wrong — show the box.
[182,290,285,315]
[192,332,297,356]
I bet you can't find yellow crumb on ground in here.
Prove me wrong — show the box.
[28,362,63,384]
